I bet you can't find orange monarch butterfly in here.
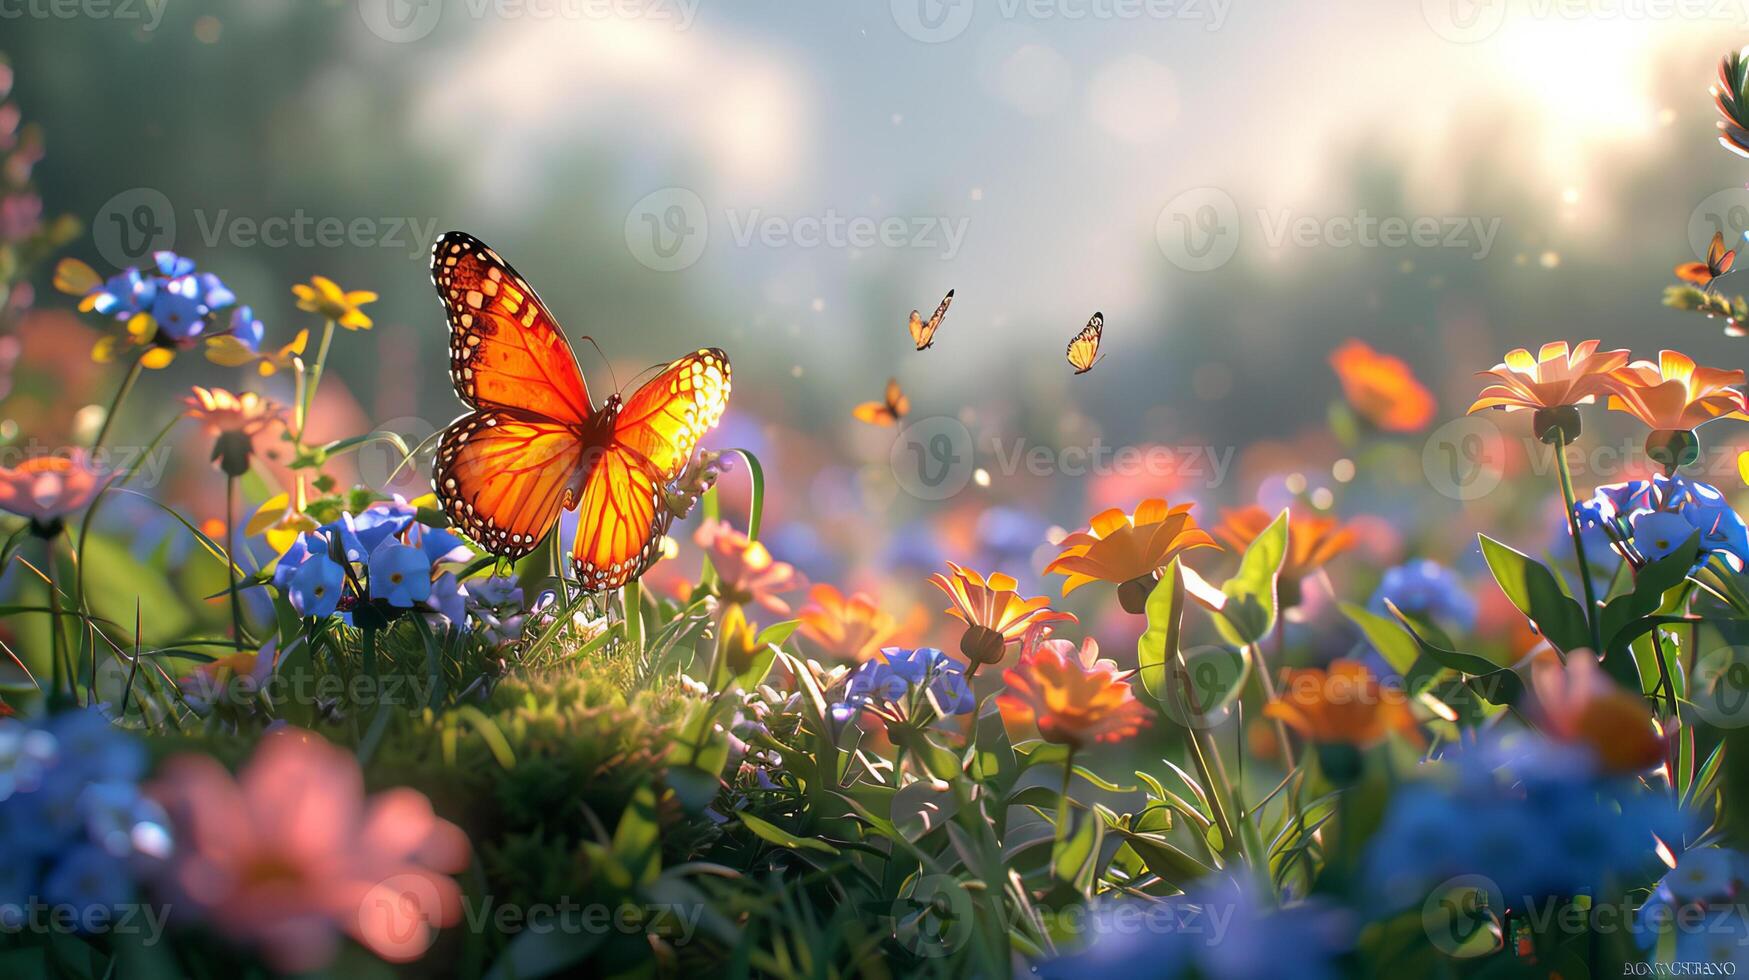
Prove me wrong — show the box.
[1677,231,1738,289]
[1066,312,1105,374]
[908,289,954,350]
[852,377,909,426]
[429,232,730,592]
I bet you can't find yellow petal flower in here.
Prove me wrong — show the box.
[53,258,101,296]
[140,347,176,369]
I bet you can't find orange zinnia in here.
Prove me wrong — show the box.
[929,561,1077,664]
[183,386,285,439]
[1529,651,1664,774]
[797,583,898,662]
[1604,350,1746,431]
[1468,341,1632,414]
[997,637,1150,748]
[1264,659,1422,748]
[1329,339,1437,433]
[1044,498,1219,613]
[1216,505,1356,607]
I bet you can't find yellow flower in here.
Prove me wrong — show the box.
[206,328,309,377]
[928,561,1076,664]
[1044,498,1218,612]
[246,491,320,556]
[1605,350,1747,431]
[293,276,377,330]
[1469,340,1632,414]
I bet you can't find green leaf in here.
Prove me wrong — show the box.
[609,784,663,887]
[1111,827,1213,886]
[738,812,841,855]
[1214,509,1288,646]
[1386,601,1524,706]
[1138,558,1187,700]
[1478,534,1590,653]
[1050,805,1103,893]
[755,619,801,648]
[1340,602,1440,694]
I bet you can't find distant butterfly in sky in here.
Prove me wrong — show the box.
[908,289,954,350]
[1677,230,1738,290]
[1066,312,1105,375]
[852,377,909,426]
[429,232,730,592]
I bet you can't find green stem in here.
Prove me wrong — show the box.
[92,354,145,452]
[45,537,69,710]
[297,319,337,442]
[362,625,378,684]
[1054,747,1076,847]
[226,474,246,647]
[622,580,644,654]
[1554,430,1603,653]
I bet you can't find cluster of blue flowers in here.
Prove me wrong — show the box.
[1365,733,1686,910]
[830,647,975,725]
[78,250,262,352]
[1635,847,1749,970]
[271,496,473,625]
[1576,473,1749,570]
[1368,559,1477,631]
[1040,874,1353,980]
[0,711,170,930]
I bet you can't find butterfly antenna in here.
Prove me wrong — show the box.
[577,335,621,394]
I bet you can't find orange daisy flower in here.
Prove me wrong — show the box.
[997,637,1150,748]
[1263,659,1422,748]
[1329,339,1437,433]
[1604,350,1746,432]
[1468,341,1632,414]
[797,583,898,662]
[1044,499,1219,613]
[928,561,1077,664]
[1529,651,1664,774]
[1215,505,1356,607]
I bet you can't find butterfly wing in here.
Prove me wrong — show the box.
[569,443,672,591]
[431,232,592,422]
[569,349,732,591]
[434,409,586,559]
[853,378,907,426]
[1067,312,1104,374]
[613,348,732,481]
[910,289,954,350]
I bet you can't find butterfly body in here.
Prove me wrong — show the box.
[429,232,729,591]
[853,377,909,426]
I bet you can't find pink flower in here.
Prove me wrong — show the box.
[694,519,806,616]
[148,729,470,972]
[0,451,110,525]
